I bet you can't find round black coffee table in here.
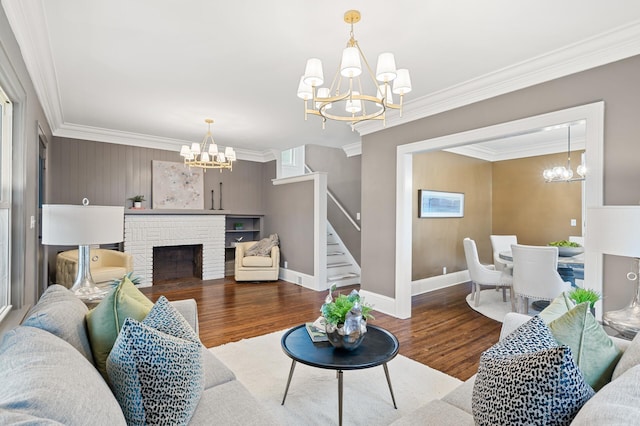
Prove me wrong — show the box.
[280,324,399,426]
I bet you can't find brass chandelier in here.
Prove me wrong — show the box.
[180,119,236,172]
[297,10,412,130]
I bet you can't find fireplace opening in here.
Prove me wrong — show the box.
[153,244,203,282]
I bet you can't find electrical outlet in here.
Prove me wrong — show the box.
[571,219,577,227]
[443,266,447,275]
[284,261,288,268]
[356,212,361,220]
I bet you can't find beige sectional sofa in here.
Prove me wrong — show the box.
[0,285,277,425]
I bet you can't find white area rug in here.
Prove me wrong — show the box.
[209,329,461,426]
[465,289,537,322]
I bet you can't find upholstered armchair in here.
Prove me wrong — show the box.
[56,248,133,288]
[234,241,280,282]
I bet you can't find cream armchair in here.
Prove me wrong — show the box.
[56,248,133,288]
[234,242,280,282]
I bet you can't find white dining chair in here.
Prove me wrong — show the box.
[510,244,573,314]
[490,235,517,272]
[463,238,514,308]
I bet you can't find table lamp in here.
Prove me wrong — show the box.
[42,199,124,301]
[587,206,640,338]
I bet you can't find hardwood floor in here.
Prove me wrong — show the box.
[140,278,501,381]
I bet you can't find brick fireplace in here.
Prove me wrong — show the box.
[124,214,225,286]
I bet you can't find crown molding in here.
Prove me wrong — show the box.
[357,20,640,137]
[54,122,272,162]
[445,137,586,162]
[2,0,64,130]
[342,141,362,157]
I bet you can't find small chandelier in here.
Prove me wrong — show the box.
[543,125,586,182]
[296,10,412,130]
[180,119,236,172]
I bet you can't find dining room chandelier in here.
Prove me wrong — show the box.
[180,119,236,172]
[542,125,586,182]
[296,10,412,130]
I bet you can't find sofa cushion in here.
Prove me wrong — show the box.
[612,331,640,380]
[86,277,154,378]
[389,399,474,426]
[441,375,475,415]
[21,284,93,363]
[242,255,273,267]
[0,326,126,426]
[548,302,622,391]
[188,379,280,425]
[538,291,576,324]
[472,316,594,426]
[244,233,279,257]
[572,364,640,425]
[107,296,204,425]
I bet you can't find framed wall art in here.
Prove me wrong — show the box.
[152,160,204,209]
[419,190,464,218]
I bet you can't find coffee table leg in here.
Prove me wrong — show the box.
[338,369,343,426]
[383,363,397,409]
[281,360,297,405]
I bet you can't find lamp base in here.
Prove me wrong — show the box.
[603,304,640,339]
[71,245,108,302]
[603,277,640,339]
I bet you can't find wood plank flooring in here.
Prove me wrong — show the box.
[140,279,501,381]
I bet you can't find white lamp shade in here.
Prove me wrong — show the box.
[218,153,226,162]
[340,47,362,78]
[224,147,233,157]
[303,58,324,87]
[179,145,190,157]
[376,52,397,82]
[376,85,394,107]
[297,76,313,100]
[200,152,210,162]
[42,205,124,246]
[316,87,332,110]
[208,143,218,155]
[345,91,362,113]
[392,69,412,95]
[587,206,640,257]
[226,148,236,161]
[190,143,201,154]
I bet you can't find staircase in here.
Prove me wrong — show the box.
[326,222,361,287]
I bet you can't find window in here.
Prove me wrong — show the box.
[0,85,12,323]
[278,146,305,179]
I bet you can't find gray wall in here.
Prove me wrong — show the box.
[49,137,264,213]
[305,144,361,264]
[261,161,314,275]
[0,5,53,332]
[361,55,640,311]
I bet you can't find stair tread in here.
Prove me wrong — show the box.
[328,272,360,281]
[327,251,345,256]
[327,261,352,268]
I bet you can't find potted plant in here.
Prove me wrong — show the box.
[128,195,145,209]
[568,287,601,315]
[321,286,374,350]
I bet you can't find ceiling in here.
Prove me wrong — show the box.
[4,1,640,161]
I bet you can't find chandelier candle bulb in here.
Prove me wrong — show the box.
[303,58,324,87]
[340,47,362,77]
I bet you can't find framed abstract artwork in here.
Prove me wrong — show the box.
[419,190,464,218]
[152,161,204,209]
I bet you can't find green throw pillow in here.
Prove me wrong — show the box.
[548,302,622,391]
[106,297,204,425]
[86,277,154,379]
[538,291,576,324]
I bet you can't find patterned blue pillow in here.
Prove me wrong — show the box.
[106,297,204,425]
[472,316,595,426]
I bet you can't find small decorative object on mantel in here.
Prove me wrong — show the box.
[320,284,374,350]
[128,195,145,209]
[210,190,215,210]
[218,182,223,210]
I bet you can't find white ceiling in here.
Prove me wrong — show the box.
[4,1,640,161]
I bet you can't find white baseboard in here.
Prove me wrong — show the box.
[358,289,398,318]
[411,270,470,296]
[279,267,320,290]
